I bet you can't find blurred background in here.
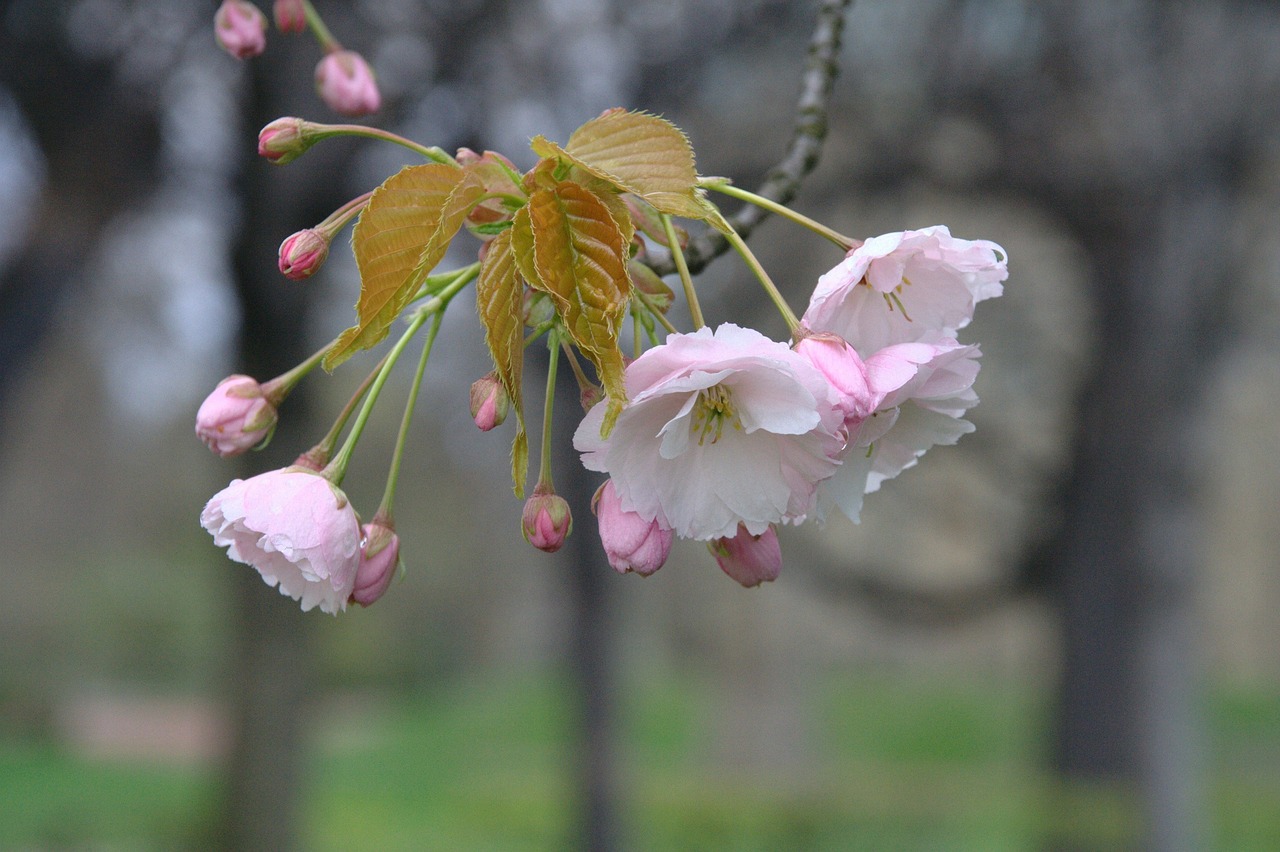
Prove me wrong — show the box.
[2,0,1279,849]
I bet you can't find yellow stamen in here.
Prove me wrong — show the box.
[690,385,742,446]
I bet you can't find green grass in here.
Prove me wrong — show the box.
[1,673,1278,849]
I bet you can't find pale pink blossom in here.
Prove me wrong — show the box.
[593,479,674,576]
[709,524,782,588]
[803,226,1007,355]
[278,228,329,280]
[575,324,845,541]
[201,468,362,614]
[522,488,572,553]
[196,375,277,457]
[214,0,267,59]
[315,50,381,117]
[351,521,400,607]
[820,338,983,522]
[794,332,877,427]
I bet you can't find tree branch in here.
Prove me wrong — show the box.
[650,0,852,276]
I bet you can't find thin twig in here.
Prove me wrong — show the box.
[650,0,852,276]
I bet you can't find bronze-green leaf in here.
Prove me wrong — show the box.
[475,229,528,497]
[525,182,630,433]
[324,163,484,370]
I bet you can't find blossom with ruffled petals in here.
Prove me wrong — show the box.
[803,226,1006,355]
[575,324,845,541]
[593,479,673,576]
[820,338,982,521]
[201,468,361,614]
[709,524,782,588]
[315,50,381,116]
[196,375,277,456]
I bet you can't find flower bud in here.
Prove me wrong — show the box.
[469,373,509,431]
[523,291,556,328]
[214,0,267,59]
[522,488,572,553]
[258,117,315,165]
[273,0,306,33]
[708,524,782,588]
[196,375,278,457]
[278,228,330,280]
[593,480,673,576]
[315,50,381,117]
[795,332,875,425]
[351,521,400,607]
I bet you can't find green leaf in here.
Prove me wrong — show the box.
[525,182,631,434]
[475,229,529,497]
[530,110,707,221]
[324,163,484,370]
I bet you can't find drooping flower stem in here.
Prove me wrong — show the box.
[725,227,801,337]
[632,288,679,336]
[661,213,703,329]
[700,179,856,251]
[377,310,444,521]
[559,339,596,400]
[299,0,341,53]
[536,329,562,489]
[315,190,374,237]
[308,122,458,165]
[301,351,390,468]
[261,341,329,403]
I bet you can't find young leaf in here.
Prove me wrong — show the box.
[324,164,484,370]
[530,110,706,221]
[525,182,631,433]
[475,229,528,497]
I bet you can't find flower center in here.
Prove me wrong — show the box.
[862,274,915,321]
[690,384,742,445]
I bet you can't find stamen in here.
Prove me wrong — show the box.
[690,384,742,445]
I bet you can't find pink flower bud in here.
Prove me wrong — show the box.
[196,375,278,457]
[522,488,572,553]
[214,0,267,59]
[469,373,509,431]
[593,479,673,576]
[351,521,400,607]
[273,0,306,33]
[795,331,876,425]
[315,50,381,117]
[278,228,330,280]
[258,117,314,165]
[708,524,782,588]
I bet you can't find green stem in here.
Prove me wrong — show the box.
[316,190,373,237]
[633,288,679,336]
[411,262,480,305]
[378,311,443,520]
[307,351,389,464]
[661,214,704,329]
[310,123,457,165]
[300,0,341,52]
[536,330,561,489]
[701,179,855,250]
[261,342,328,403]
[725,227,802,337]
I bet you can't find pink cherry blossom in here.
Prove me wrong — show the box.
[820,338,983,522]
[201,468,361,614]
[522,489,572,553]
[575,324,845,541]
[214,0,267,60]
[196,375,277,457]
[593,479,674,576]
[351,521,400,607]
[802,226,1007,355]
[709,524,782,588]
[314,50,381,117]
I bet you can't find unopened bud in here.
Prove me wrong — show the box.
[214,0,267,59]
[196,375,278,456]
[522,488,572,553]
[278,228,330,280]
[593,479,673,576]
[315,50,381,117]
[351,521,400,607]
[708,524,782,588]
[469,373,509,431]
[258,117,315,165]
[523,291,555,328]
[273,0,306,33]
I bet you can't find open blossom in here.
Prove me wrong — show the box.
[201,468,362,614]
[575,324,845,541]
[593,479,674,576]
[803,226,1007,355]
[214,0,267,59]
[820,338,983,522]
[196,375,277,456]
[315,50,381,116]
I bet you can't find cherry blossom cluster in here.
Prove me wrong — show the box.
[197,5,1007,614]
